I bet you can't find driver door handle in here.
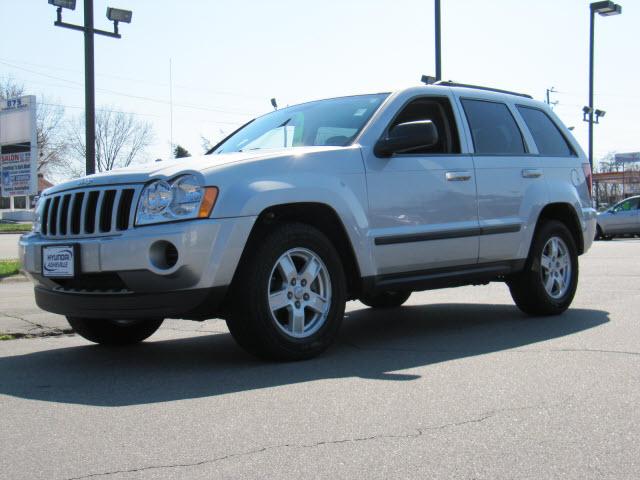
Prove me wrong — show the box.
[446,171,472,182]
[522,168,543,178]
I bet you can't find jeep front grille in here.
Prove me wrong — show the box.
[41,185,141,238]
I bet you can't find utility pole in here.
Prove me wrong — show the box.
[435,0,442,81]
[83,0,95,175]
[587,1,622,172]
[169,58,174,159]
[48,0,133,175]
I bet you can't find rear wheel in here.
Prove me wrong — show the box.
[226,223,347,361]
[360,291,411,309]
[66,317,163,345]
[508,220,579,316]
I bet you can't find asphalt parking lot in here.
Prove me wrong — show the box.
[1,240,639,479]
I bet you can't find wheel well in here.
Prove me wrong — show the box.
[243,203,362,299]
[536,203,584,254]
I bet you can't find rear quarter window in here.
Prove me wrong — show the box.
[461,99,525,155]
[517,106,575,157]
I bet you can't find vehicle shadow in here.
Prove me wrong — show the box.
[0,303,608,406]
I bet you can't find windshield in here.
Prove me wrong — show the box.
[212,93,389,154]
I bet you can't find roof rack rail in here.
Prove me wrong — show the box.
[434,81,533,99]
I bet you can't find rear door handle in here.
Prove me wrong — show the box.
[446,171,472,182]
[522,168,543,178]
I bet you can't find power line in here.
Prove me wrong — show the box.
[0,56,265,100]
[0,60,259,116]
[40,101,161,118]
[38,101,244,126]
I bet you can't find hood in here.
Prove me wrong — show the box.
[44,147,339,195]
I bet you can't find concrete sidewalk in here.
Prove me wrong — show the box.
[0,277,72,338]
[0,277,228,339]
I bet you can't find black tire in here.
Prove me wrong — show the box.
[66,317,164,345]
[596,225,613,241]
[507,220,579,316]
[227,223,346,361]
[595,225,603,241]
[226,223,347,361]
[360,291,411,309]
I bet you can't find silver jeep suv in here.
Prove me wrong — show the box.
[20,82,597,360]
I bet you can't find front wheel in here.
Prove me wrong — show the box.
[226,223,347,361]
[508,220,579,316]
[66,317,164,345]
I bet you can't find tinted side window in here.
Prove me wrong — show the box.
[613,198,640,212]
[517,106,574,157]
[461,99,525,155]
[389,97,461,154]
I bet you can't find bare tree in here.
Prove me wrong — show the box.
[67,108,154,172]
[201,128,227,153]
[0,77,24,100]
[200,135,214,153]
[0,78,68,176]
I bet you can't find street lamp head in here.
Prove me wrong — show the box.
[591,1,622,16]
[583,106,592,115]
[106,7,133,23]
[595,109,606,118]
[48,0,76,9]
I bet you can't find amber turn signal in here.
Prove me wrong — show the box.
[198,187,219,218]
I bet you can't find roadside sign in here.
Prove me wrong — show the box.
[0,152,35,196]
[0,95,38,198]
[614,152,640,163]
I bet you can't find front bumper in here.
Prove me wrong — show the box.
[34,286,228,319]
[20,216,256,319]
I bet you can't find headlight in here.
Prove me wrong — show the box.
[32,197,43,234]
[136,175,218,226]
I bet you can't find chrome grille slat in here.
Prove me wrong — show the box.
[128,189,141,229]
[56,196,63,236]
[110,190,123,232]
[39,185,142,239]
[79,192,89,235]
[94,190,105,234]
[66,193,76,236]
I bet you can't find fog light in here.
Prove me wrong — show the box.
[149,240,178,270]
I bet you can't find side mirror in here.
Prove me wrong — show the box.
[374,120,439,157]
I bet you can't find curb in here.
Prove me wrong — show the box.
[0,272,29,283]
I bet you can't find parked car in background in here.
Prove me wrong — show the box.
[20,82,596,360]
[596,195,640,240]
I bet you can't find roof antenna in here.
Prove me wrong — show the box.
[270,98,278,110]
[421,75,437,85]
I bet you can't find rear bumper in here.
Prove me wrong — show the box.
[582,207,597,253]
[34,286,228,320]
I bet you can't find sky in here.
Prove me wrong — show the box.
[1,0,638,173]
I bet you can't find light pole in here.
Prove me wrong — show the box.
[435,0,441,81]
[587,1,622,173]
[47,0,132,175]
